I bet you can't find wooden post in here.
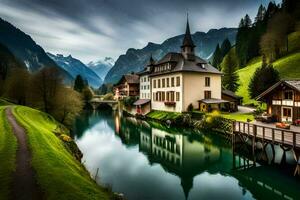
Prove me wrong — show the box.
[293,132,296,147]
[272,129,275,143]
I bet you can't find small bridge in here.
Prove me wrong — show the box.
[89,98,118,110]
[232,121,300,168]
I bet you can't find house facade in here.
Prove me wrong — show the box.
[257,80,300,123]
[114,74,139,99]
[149,19,223,112]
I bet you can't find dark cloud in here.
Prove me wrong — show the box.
[0,0,281,62]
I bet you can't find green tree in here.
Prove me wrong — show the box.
[221,49,239,92]
[212,44,222,69]
[220,38,232,57]
[74,75,85,92]
[82,87,94,103]
[248,57,280,98]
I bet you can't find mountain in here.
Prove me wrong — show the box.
[0,18,72,83]
[104,28,237,83]
[47,53,103,88]
[87,57,114,80]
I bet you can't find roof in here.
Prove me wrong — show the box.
[222,90,243,99]
[198,98,229,104]
[150,52,222,76]
[133,99,151,106]
[181,18,195,48]
[115,74,139,85]
[256,80,300,100]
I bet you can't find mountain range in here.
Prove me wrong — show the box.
[104,28,237,84]
[47,53,103,88]
[87,57,114,80]
[0,18,73,82]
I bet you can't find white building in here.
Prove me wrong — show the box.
[150,19,223,112]
[135,18,225,113]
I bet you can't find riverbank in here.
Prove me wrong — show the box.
[0,103,115,200]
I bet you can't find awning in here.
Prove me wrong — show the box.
[133,99,151,106]
[198,98,229,104]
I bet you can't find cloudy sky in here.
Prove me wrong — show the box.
[0,0,280,63]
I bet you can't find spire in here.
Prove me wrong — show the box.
[148,54,155,66]
[181,14,195,48]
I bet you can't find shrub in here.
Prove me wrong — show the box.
[187,103,194,112]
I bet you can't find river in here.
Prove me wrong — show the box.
[72,108,300,200]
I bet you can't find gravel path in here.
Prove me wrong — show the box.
[5,107,42,200]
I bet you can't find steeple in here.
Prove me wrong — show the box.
[148,54,155,65]
[181,14,196,60]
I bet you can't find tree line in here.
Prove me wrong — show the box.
[0,50,94,126]
[211,0,300,98]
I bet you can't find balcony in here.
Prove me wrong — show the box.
[164,101,176,107]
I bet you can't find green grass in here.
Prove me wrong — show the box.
[0,106,17,200]
[0,98,13,106]
[147,110,183,121]
[12,106,109,200]
[220,112,254,122]
[236,57,262,106]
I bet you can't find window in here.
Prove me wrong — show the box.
[153,93,155,101]
[272,100,281,105]
[144,77,146,82]
[166,92,170,101]
[204,91,211,99]
[284,91,293,100]
[176,92,180,101]
[170,91,175,101]
[167,78,170,87]
[153,80,156,88]
[205,77,210,87]
[158,79,161,88]
[162,78,165,88]
[171,77,175,87]
[283,108,292,117]
[162,92,165,101]
[176,77,180,86]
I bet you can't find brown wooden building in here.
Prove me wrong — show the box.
[222,90,243,112]
[114,74,139,99]
[257,80,300,123]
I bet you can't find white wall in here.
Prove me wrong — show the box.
[183,72,222,111]
[151,73,183,112]
[140,75,151,99]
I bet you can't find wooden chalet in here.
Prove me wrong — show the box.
[257,80,300,123]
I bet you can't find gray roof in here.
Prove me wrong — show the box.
[115,74,139,85]
[222,90,243,99]
[256,80,300,100]
[150,52,222,76]
[198,98,229,104]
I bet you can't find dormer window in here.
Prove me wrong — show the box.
[197,63,205,69]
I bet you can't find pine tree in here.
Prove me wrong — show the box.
[254,5,266,24]
[248,56,280,98]
[244,14,252,27]
[221,50,239,92]
[74,75,85,92]
[212,44,222,69]
[220,38,231,57]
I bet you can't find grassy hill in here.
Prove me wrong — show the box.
[236,31,300,106]
[0,104,110,200]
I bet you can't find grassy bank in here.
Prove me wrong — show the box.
[0,106,17,199]
[147,110,183,121]
[12,106,110,200]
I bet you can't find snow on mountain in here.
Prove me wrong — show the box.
[87,57,114,80]
[47,53,103,88]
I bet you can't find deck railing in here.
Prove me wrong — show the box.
[233,121,300,148]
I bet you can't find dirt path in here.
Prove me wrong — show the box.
[5,107,42,200]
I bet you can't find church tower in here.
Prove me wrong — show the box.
[181,16,196,60]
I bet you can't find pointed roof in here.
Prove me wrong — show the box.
[181,16,196,48]
[148,54,155,66]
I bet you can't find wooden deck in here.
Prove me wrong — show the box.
[233,121,300,148]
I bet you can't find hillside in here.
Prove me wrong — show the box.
[0,104,110,200]
[236,52,300,105]
[104,28,237,83]
[48,53,103,88]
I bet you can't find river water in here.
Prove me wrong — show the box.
[72,108,300,200]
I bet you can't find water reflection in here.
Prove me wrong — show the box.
[73,109,300,200]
